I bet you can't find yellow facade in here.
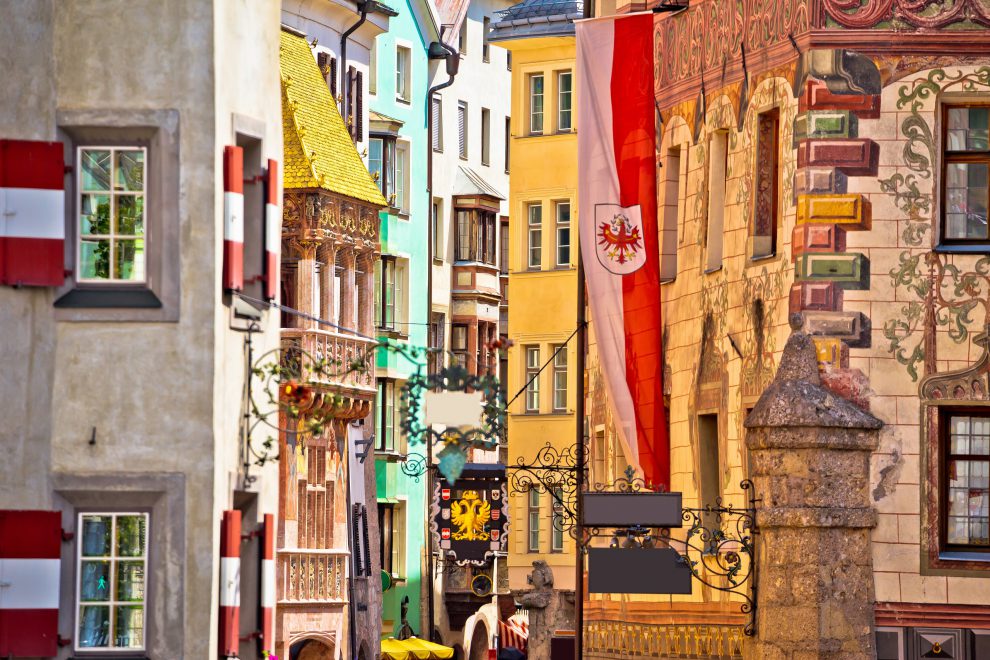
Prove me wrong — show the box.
[500,36,580,591]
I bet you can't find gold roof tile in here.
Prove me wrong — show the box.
[279,30,387,207]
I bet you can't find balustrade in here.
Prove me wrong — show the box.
[277,549,349,604]
[281,328,376,392]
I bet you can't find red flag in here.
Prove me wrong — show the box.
[577,13,670,489]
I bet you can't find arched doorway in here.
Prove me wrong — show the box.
[290,639,334,660]
[468,624,489,660]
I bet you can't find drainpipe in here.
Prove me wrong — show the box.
[340,2,371,125]
[424,37,459,642]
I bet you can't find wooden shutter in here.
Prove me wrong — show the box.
[263,159,279,300]
[222,146,244,292]
[0,510,61,657]
[330,56,338,100]
[346,67,355,137]
[0,140,66,287]
[351,504,363,576]
[318,51,329,85]
[360,505,371,576]
[356,71,364,142]
[431,96,442,151]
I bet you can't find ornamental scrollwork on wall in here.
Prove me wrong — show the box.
[822,0,990,31]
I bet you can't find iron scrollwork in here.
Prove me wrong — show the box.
[399,452,431,482]
[506,442,587,537]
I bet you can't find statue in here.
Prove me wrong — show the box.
[517,560,554,609]
[397,595,415,640]
[512,560,573,660]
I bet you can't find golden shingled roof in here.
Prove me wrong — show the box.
[279,30,387,207]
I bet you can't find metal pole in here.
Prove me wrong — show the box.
[574,246,586,660]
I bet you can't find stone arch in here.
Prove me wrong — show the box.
[291,637,335,660]
[467,622,489,660]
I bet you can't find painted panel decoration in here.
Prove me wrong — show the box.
[430,469,508,565]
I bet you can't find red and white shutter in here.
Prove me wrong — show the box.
[0,510,62,657]
[219,510,241,658]
[260,513,275,655]
[223,146,244,292]
[263,160,280,301]
[0,140,65,287]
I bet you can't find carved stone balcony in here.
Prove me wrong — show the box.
[281,328,376,419]
[277,549,349,605]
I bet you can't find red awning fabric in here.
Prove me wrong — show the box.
[499,617,528,653]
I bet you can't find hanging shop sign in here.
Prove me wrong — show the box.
[587,547,692,595]
[582,491,683,528]
[431,464,508,565]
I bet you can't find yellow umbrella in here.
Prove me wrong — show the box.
[403,637,455,660]
[380,637,413,660]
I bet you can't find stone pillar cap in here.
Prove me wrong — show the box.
[744,314,882,430]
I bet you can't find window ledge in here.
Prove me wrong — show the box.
[396,96,412,105]
[750,252,776,262]
[515,411,572,418]
[660,277,676,285]
[433,257,445,265]
[703,265,723,274]
[939,551,990,563]
[376,450,406,463]
[397,210,411,220]
[934,244,990,254]
[54,288,162,309]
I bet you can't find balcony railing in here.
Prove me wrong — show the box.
[277,549,349,604]
[281,328,376,393]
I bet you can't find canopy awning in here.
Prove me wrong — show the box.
[380,637,454,660]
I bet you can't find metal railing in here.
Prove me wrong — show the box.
[278,549,349,604]
[584,621,744,659]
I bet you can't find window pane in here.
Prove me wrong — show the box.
[81,195,111,235]
[116,516,147,557]
[78,605,111,648]
[557,227,570,266]
[558,72,572,131]
[80,240,111,279]
[948,107,990,151]
[81,150,111,191]
[81,516,113,556]
[116,562,146,601]
[945,162,988,239]
[80,560,112,601]
[114,239,145,281]
[116,195,144,235]
[115,150,144,191]
[369,139,384,191]
[114,605,144,648]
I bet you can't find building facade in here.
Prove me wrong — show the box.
[585,0,990,657]
[0,1,283,658]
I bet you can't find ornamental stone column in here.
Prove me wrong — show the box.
[744,314,882,660]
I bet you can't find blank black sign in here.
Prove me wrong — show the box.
[587,547,693,594]
[581,492,683,528]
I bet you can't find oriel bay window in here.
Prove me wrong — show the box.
[76,513,148,650]
[369,135,397,207]
[452,324,469,368]
[376,378,398,452]
[944,414,990,550]
[78,147,147,282]
[455,208,497,264]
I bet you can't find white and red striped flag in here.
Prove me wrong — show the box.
[577,13,670,489]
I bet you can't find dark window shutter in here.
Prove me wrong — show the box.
[351,504,364,575]
[0,510,62,657]
[318,51,329,86]
[360,504,372,576]
[330,57,338,100]
[346,67,355,137]
[0,140,66,287]
[356,71,364,142]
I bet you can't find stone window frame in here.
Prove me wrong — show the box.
[54,109,180,322]
[54,472,185,659]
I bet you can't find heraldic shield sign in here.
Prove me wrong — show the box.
[431,464,508,565]
[595,203,646,275]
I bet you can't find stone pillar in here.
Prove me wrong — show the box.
[319,244,336,324]
[295,242,317,329]
[357,252,375,337]
[339,249,356,332]
[744,314,882,660]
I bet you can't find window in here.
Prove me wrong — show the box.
[432,95,443,152]
[395,143,409,212]
[455,209,496,264]
[698,414,721,535]
[552,345,567,412]
[944,106,990,243]
[76,513,148,650]
[369,136,397,206]
[378,503,405,577]
[432,198,443,259]
[555,202,570,267]
[528,489,540,552]
[483,17,491,62]
[429,312,446,375]
[529,74,544,135]
[507,51,512,71]
[459,22,467,55]
[525,345,540,412]
[396,45,411,102]
[458,101,468,159]
[944,415,990,549]
[753,109,780,258]
[370,39,378,95]
[500,217,509,275]
[377,379,397,451]
[452,324,469,368]
[375,257,394,330]
[78,147,147,282]
[527,203,542,268]
[705,130,728,271]
[557,71,573,132]
[505,117,511,173]
[318,51,338,100]
[481,108,491,166]
[551,487,565,551]
[660,145,683,280]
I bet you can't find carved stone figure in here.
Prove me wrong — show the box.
[513,561,573,660]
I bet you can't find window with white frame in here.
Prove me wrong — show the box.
[557,71,573,132]
[432,198,443,259]
[395,143,409,213]
[555,202,570,267]
[525,345,540,412]
[369,136,397,206]
[370,38,378,95]
[527,203,542,268]
[481,108,491,166]
[528,489,540,552]
[376,378,397,452]
[76,513,148,650]
[529,74,544,135]
[378,501,406,577]
[551,487,565,551]
[483,17,491,62]
[375,256,406,331]
[552,344,567,411]
[78,147,147,282]
[396,45,411,102]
